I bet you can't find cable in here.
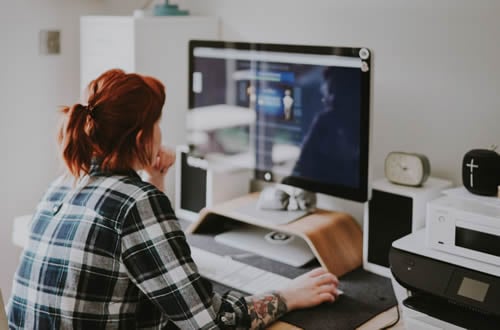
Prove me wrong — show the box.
[379,305,400,330]
[379,289,409,330]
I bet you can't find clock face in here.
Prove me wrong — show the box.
[385,152,429,186]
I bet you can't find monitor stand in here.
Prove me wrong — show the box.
[214,225,315,267]
[187,192,363,277]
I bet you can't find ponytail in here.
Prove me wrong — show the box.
[59,103,95,177]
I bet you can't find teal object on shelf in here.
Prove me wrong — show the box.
[153,0,189,16]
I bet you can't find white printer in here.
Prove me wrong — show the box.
[426,187,500,266]
[390,229,500,330]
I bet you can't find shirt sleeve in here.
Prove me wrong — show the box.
[120,188,251,329]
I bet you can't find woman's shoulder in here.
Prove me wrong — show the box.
[41,172,172,213]
[112,173,163,197]
[110,175,175,219]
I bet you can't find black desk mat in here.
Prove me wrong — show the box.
[280,268,397,329]
[185,224,397,329]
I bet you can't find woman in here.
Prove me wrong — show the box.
[8,69,339,329]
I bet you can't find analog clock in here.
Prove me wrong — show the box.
[384,152,431,186]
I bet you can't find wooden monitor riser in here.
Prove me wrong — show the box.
[187,193,362,277]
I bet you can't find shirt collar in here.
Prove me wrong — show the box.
[88,158,141,179]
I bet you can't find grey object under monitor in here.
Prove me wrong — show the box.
[214,225,315,267]
[234,199,310,225]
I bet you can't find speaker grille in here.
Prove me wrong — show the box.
[368,189,412,267]
[180,152,207,213]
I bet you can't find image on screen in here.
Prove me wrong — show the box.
[188,41,371,202]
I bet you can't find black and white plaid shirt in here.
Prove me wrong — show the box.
[8,163,250,329]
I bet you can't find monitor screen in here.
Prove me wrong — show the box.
[188,40,371,202]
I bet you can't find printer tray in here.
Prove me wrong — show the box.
[403,294,499,330]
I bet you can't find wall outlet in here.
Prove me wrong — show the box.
[39,30,60,55]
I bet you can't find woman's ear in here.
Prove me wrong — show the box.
[135,129,144,148]
[135,129,147,158]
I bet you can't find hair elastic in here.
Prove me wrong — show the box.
[84,104,96,119]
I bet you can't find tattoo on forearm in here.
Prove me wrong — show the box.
[246,291,288,330]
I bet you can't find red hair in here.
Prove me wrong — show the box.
[58,69,165,177]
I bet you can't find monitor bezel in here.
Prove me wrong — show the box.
[188,39,371,202]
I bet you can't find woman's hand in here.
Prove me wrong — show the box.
[143,146,176,192]
[279,268,339,311]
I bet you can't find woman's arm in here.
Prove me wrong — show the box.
[245,292,288,329]
[121,190,251,328]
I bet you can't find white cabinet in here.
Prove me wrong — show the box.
[80,16,219,201]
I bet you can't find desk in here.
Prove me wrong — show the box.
[12,215,403,329]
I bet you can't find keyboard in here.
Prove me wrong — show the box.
[190,247,344,296]
[190,246,291,295]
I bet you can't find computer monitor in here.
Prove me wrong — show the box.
[187,40,371,203]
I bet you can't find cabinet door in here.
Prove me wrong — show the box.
[80,17,135,93]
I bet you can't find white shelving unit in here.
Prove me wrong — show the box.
[80,15,219,202]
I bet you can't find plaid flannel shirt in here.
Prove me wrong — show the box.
[8,163,251,329]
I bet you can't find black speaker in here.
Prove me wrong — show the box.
[367,189,413,269]
[363,178,452,277]
[462,149,500,196]
[179,151,207,215]
[174,146,252,221]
